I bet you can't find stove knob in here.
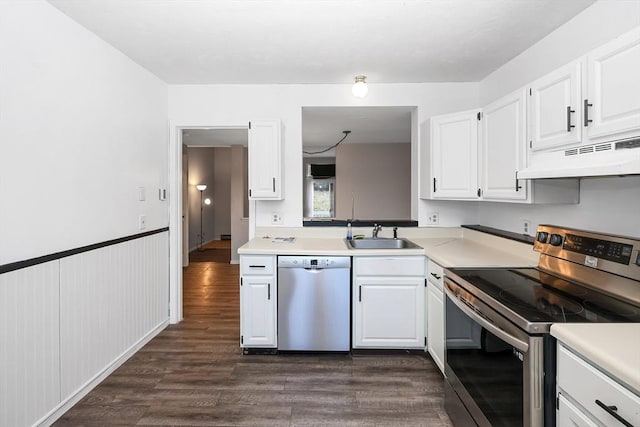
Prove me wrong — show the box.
[549,234,563,246]
[537,232,549,243]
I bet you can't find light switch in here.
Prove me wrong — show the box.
[139,215,146,230]
[139,187,146,201]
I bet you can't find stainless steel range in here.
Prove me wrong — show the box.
[443,225,640,427]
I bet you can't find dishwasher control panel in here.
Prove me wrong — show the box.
[278,256,351,269]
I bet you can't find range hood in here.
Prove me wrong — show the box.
[518,138,640,179]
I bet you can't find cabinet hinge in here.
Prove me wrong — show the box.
[477,112,482,121]
[556,396,559,410]
[248,121,251,129]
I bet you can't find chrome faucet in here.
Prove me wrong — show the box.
[372,224,382,239]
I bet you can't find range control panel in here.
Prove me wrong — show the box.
[534,225,640,280]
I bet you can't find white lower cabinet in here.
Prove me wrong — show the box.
[426,259,445,373]
[426,282,445,373]
[239,255,277,348]
[557,343,640,427]
[353,257,425,349]
[557,394,598,427]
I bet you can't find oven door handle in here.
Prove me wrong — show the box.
[445,286,529,353]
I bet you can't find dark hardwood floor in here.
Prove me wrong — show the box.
[55,245,452,426]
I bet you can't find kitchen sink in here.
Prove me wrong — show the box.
[346,238,422,249]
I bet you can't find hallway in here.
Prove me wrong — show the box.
[55,252,451,426]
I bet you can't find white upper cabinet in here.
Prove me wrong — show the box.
[585,27,640,141]
[529,61,582,151]
[480,88,528,201]
[428,110,479,199]
[248,119,283,200]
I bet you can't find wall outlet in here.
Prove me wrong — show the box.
[139,214,147,230]
[523,219,531,235]
[427,212,439,225]
[271,212,283,225]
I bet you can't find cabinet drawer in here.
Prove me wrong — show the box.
[557,344,640,427]
[427,259,444,289]
[355,256,425,276]
[240,255,275,275]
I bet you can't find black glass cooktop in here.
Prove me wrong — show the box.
[448,268,640,324]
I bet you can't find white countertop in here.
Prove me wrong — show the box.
[551,323,640,395]
[238,230,538,268]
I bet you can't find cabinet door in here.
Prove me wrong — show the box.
[248,119,282,199]
[430,111,479,199]
[586,28,640,140]
[354,277,425,348]
[481,89,528,200]
[529,61,582,151]
[240,276,276,347]
[557,394,598,427]
[427,283,445,373]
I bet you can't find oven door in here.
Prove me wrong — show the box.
[444,277,544,427]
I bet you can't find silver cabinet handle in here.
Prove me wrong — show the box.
[272,177,275,192]
[566,106,576,132]
[584,99,593,127]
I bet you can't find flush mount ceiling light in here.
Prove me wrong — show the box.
[352,75,368,98]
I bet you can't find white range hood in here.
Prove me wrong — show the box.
[518,139,640,179]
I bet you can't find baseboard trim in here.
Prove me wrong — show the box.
[36,319,169,427]
[230,258,239,265]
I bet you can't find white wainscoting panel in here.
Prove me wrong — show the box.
[59,232,169,398]
[0,261,61,427]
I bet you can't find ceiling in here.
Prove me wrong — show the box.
[302,107,412,152]
[48,0,595,84]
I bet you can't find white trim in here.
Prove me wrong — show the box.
[169,122,250,324]
[36,320,169,427]
[230,259,240,265]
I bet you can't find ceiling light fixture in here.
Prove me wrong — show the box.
[352,75,368,98]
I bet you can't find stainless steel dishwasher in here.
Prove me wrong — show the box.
[278,256,351,351]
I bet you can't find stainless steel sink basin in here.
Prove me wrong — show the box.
[346,238,422,249]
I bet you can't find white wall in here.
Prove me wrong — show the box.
[169,82,481,231]
[0,0,168,265]
[477,0,640,237]
[478,176,640,238]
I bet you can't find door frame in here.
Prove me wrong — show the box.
[168,122,251,324]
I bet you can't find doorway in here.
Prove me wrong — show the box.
[173,127,249,323]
